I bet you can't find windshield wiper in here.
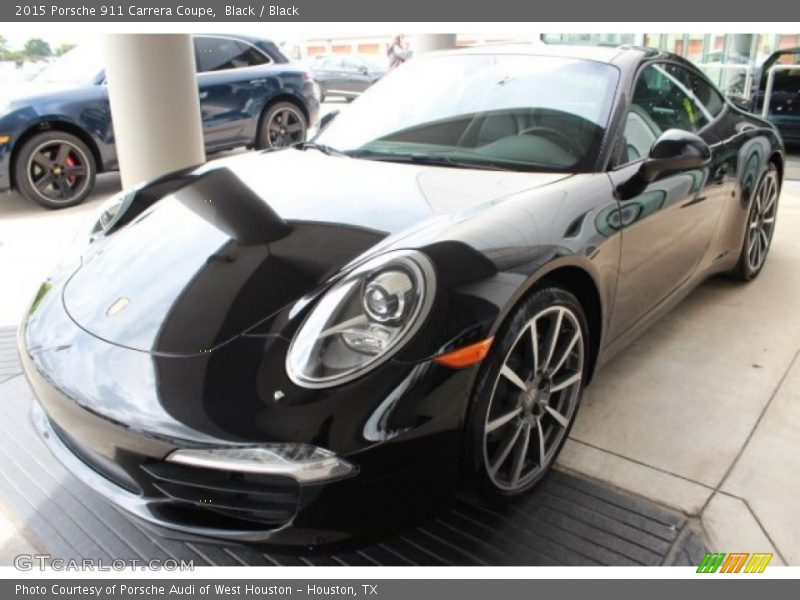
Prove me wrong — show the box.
[348,149,516,171]
[409,154,516,171]
[294,141,348,157]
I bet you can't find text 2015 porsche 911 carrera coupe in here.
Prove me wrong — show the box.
[19,44,784,546]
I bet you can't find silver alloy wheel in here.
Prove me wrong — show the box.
[266,106,306,148]
[483,305,584,491]
[747,170,779,272]
[26,139,90,204]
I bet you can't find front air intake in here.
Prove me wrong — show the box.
[141,460,299,525]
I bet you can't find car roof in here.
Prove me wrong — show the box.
[201,33,276,45]
[429,43,660,69]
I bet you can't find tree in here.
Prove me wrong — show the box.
[23,38,51,61]
[54,43,76,57]
[6,50,25,64]
[0,35,8,61]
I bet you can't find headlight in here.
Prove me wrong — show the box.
[286,249,436,388]
[89,189,135,237]
[55,189,136,271]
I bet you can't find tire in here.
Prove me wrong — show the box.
[465,285,589,501]
[14,131,96,209]
[730,162,780,281]
[256,101,308,150]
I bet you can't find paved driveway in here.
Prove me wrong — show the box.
[0,173,119,327]
[560,181,800,564]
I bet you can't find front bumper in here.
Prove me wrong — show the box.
[31,400,294,542]
[19,286,466,546]
[30,400,348,545]
[24,362,459,547]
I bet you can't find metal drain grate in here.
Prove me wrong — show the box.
[0,328,706,566]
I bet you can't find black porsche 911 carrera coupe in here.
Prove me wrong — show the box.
[20,44,784,546]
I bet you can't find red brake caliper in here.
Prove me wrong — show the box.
[65,154,76,185]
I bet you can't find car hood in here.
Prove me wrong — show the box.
[0,80,88,108]
[62,149,569,355]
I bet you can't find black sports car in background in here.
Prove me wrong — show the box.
[20,45,783,546]
[308,54,386,101]
[0,34,320,209]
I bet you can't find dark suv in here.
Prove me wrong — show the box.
[750,47,800,145]
[0,34,320,208]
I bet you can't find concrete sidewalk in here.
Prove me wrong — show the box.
[0,174,120,327]
[558,180,800,565]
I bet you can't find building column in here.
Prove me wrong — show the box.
[413,34,457,55]
[104,34,205,189]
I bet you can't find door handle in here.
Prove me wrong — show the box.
[249,78,267,86]
[198,91,209,100]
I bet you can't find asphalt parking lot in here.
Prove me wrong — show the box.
[1,124,799,564]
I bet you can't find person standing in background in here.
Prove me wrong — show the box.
[387,35,412,70]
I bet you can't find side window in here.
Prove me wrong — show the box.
[231,42,270,68]
[667,64,725,118]
[621,63,713,164]
[194,37,269,73]
[326,57,344,70]
[342,58,362,72]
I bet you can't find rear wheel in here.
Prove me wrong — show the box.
[256,102,308,150]
[466,285,588,500]
[14,131,96,209]
[731,163,779,281]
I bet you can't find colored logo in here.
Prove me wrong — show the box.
[696,552,773,573]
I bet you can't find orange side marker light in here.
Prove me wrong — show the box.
[433,337,494,369]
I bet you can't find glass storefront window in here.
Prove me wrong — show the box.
[541,33,636,46]
[542,33,800,105]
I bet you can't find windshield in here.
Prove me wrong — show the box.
[32,43,104,86]
[317,54,619,172]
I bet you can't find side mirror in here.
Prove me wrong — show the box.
[639,129,711,183]
[318,110,339,132]
[617,129,711,200]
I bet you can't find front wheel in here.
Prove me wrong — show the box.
[14,131,96,209]
[256,102,308,150]
[731,163,780,281]
[466,286,588,500]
